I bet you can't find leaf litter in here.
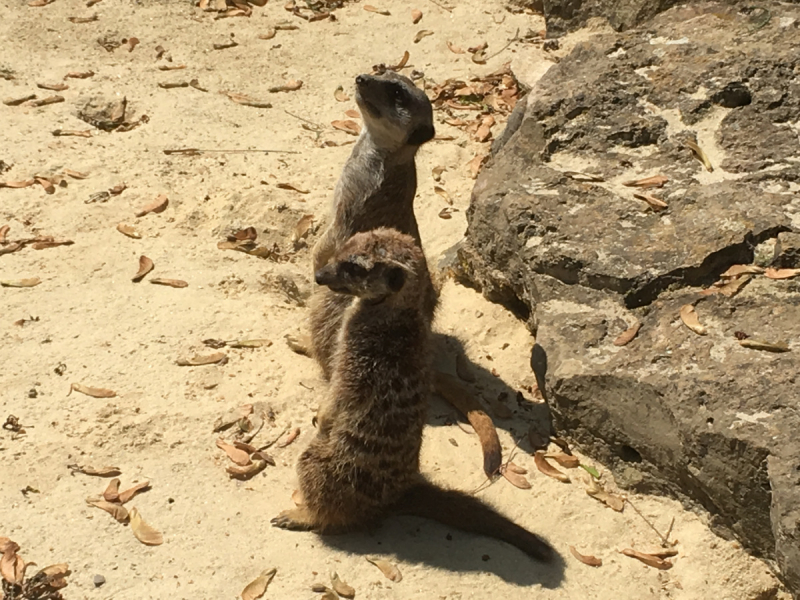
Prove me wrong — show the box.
[0,539,71,598]
[534,450,570,483]
[131,255,154,282]
[679,304,707,335]
[569,545,602,567]
[68,383,116,398]
[366,557,402,582]
[241,567,276,600]
[129,507,164,545]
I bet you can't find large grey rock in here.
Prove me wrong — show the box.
[455,2,800,594]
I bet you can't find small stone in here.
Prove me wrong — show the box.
[93,574,106,587]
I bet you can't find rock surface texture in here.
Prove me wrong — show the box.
[456,3,800,595]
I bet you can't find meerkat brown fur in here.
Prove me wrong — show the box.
[309,71,438,380]
[272,229,555,563]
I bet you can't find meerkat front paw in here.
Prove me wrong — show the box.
[271,508,315,531]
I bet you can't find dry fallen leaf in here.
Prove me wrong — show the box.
[721,264,764,278]
[118,481,151,504]
[447,41,465,54]
[276,182,310,194]
[227,458,268,479]
[224,92,272,108]
[32,239,73,250]
[217,438,251,466]
[38,82,69,91]
[151,278,188,288]
[0,541,21,584]
[570,545,602,567]
[117,223,141,239]
[277,427,300,448]
[69,464,121,477]
[35,564,71,589]
[701,274,752,297]
[258,29,277,40]
[1,275,40,287]
[679,304,707,336]
[500,464,532,489]
[31,95,65,107]
[414,30,434,43]
[586,478,625,511]
[544,452,580,469]
[69,383,117,398]
[64,70,95,79]
[433,185,452,205]
[229,339,272,349]
[176,352,228,366]
[103,478,121,502]
[87,498,130,523]
[613,321,641,346]
[36,177,55,194]
[52,129,92,137]
[411,8,422,23]
[364,4,390,15]
[0,225,9,243]
[739,339,790,353]
[334,86,350,102]
[534,450,570,483]
[331,119,360,136]
[685,140,713,172]
[466,153,488,179]
[269,80,303,93]
[366,557,402,582]
[765,267,800,280]
[0,179,35,188]
[438,207,457,219]
[292,214,315,244]
[344,109,360,119]
[241,568,277,600]
[3,94,37,106]
[62,168,88,179]
[620,548,673,570]
[132,255,154,282]
[633,192,668,211]
[622,175,668,188]
[331,572,355,599]
[135,194,168,217]
[129,507,163,545]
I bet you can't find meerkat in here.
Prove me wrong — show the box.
[308,70,437,381]
[272,229,555,563]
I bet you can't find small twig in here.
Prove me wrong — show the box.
[427,0,452,12]
[163,148,298,155]
[664,516,676,543]
[626,498,675,547]
[283,109,322,130]
[485,28,521,62]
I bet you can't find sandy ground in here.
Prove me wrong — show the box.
[0,0,790,598]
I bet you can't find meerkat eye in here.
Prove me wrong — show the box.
[393,86,408,104]
[341,262,368,278]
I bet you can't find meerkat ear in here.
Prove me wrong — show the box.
[407,124,435,146]
[386,267,406,293]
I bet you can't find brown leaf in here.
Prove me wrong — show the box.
[132,255,154,282]
[431,165,445,182]
[87,498,130,523]
[224,92,272,108]
[414,30,434,43]
[433,185,452,205]
[269,80,303,93]
[69,464,122,477]
[217,438,251,466]
[38,82,69,91]
[721,264,764,278]
[158,81,189,89]
[103,478,121,502]
[227,458,268,479]
[135,194,168,217]
[64,71,95,79]
[534,450,570,483]
[333,86,350,102]
[765,267,800,280]
[129,507,163,545]
[471,48,487,64]
[679,304,707,336]
[151,278,188,288]
[0,539,14,554]
[0,179,35,188]
[258,29,277,40]
[701,274,751,297]
[331,572,355,599]
[118,481,151,504]
[622,175,668,188]
[52,129,92,137]
[68,14,98,22]
[739,339,790,353]
[117,224,141,239]
[292,214,315,244]
[0,541,20,584]
[466,154,488,179]
[277,427,300,448]
[276,182,310,194]
[1,278,41,288]
[501,464,532,489]
[570,545,602,567]
[447,41,465,54]
[229,339,272,349]
[344,109,360,119]
[241,568,277,600]
[586,479,625,511]
[411,9,422,23]
[366,557,402,582]
[3,94,37,106]
[157,64,186,71]
[176,352,228,366]
[544,452,580,469]
[331,119,360,136]
[36,564,71,589]
[69,383,117,398]
[438,207,457,219]
[127,37,139,52]
[29,0,54,5]
[364,4,390,15]
[32,239,73,250]
[613,322,641,346]
[31,95,65,107]
[389,51,410,71]
[0,225,8,244]
[633,192,668,211]
[62,168,88,179]
[620,548,673,570]
[36,177,55,194]
[685,140,713,172]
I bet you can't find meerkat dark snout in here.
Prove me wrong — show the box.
[354,72,435,149]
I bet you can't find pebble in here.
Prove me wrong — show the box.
[93,574,106,588]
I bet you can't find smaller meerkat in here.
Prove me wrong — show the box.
[308,71,438,381]
[272,229,555,563]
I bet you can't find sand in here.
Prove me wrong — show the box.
[0,0,789,598]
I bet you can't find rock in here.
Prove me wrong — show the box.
[455,2,800,594]
[93,574,106,587]
[78,96,127,131]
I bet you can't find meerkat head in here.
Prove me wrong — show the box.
[315,228,423,302]
[354,71,435,151]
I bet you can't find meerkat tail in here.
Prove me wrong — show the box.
[394,482,555,563]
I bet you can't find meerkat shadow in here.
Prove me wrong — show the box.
[322,519,567,588]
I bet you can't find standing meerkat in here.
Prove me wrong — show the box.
[309,70,437,381]
[273,229,555,563]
